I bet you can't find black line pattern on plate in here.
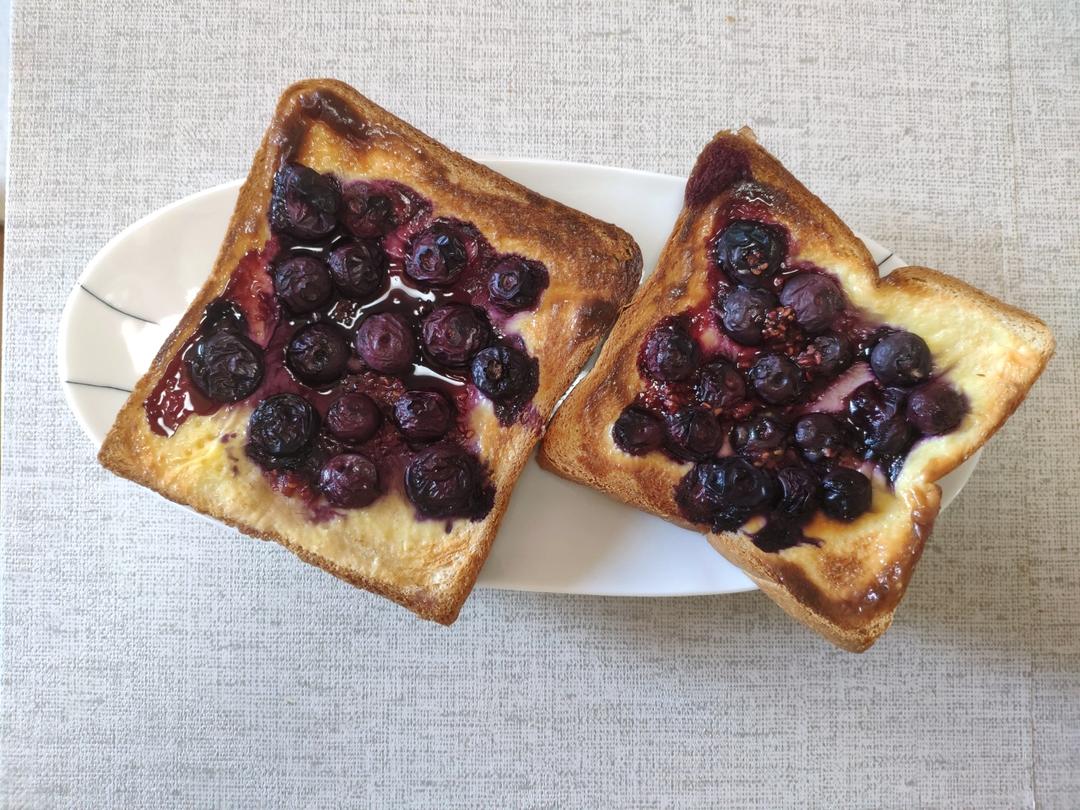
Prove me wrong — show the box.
[875,252,895,268]
[79,284,159,325]
[65,380,133,393]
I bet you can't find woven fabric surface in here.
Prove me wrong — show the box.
[3,1,1078,807]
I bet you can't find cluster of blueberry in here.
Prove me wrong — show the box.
[612,219,966,550]
[165,163,549,520]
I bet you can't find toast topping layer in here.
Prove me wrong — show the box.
[145,163,548,522]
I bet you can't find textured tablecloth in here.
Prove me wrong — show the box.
[3,2,1078,807]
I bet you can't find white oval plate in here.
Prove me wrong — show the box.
[59,158,980,597]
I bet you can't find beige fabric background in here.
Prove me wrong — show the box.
[3,1,1078,807]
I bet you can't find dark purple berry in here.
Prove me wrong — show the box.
[488,257,549,310]
[272,256,334,314]
[269,163,340,240]
[470,345,536,401]
[201,299,246,334]
[318,453,380,508]
[749,354,803,404]
[732,411,788,459]
[248,393,319,459]
[421,304,492,367]
[394,390,453,442]
[664,408,724,461]
[820,468,872,521]
[186,330,263,403]
[794,412,849,463]
[906,381,966,435]
[776,466,821,520]
[405,445,491,519]
[641,321,700,382]
[405,225,467,286]
[286,323,350,386]
[751,517,808,553]
[340,185,396,237]
[327,241,388,301]
[807,333,852,377]
[713,220,785,288]
[676,457,777,530]
[326,392,381,443]
[779,272,843,334]
[870,331,932,386]
[721,286,777,346]
[847,383,914,458]
[695,359,746,412]
[612,406,665,455]
[354,312,416,374]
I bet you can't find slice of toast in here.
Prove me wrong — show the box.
[539,128,1053,651]
[99,79,641,624]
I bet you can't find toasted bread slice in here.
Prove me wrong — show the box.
[99,79,642,624]
[539,129,1053,651]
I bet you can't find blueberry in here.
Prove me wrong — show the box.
[405,225,467,286]
[731,411,788,459]
[664,408,724,461]
[286,323,350,386]
[186,330,263,403]
[318,453,381,508]
[394,390,453,442]
[326,392,381,443]
[779,273,843,334]
[870,331,932,386]
[247,393,319,460]
[676,457,777,530]
[405,445,491,519]
[906,381,966,435]
[749,354,803,404]
[327,241,388,301]
[340,185,396,238]
[354,312,416,374]
[470,345,536,402]
[713,220,785,288]
[794,412,849,463]
[847,383,914,457]
[720,286,777,346]
[806,332,852,377]
[421,304,493,368]
[820,468,872,521]
[269,163,340,240]
[272,256,334,314]
[201,299,247,335]
[695,359,747,412]
[751,517,808,553]
[641,321,700,382]
[776,466,821,520]
[612,406,665,455]
[488,257,549,311]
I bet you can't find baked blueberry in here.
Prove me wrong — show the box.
[641,321,700,382]
[751,517,808,553]
[664,408,724,461]
[405,445,490,519]
[676,457,777,530]
[488,257,549,311]
[201,299,246,335]
[906,381,966,435]
[720,286,777,346]
[186,330,263,403]
[272,256,334,314]
[405,225,467,286]
[778,272,843,334]
[470,345,536,401]
[794,413,849,463]
[421,304,493,368]
[394,390,453,442]
[326,392,382,443]
[695,359,746,412]
[748,354,803,404]
[731,411,788,459]
[803,332,852,377]
[269,163,340,240]
[354,312,416,374]
[820,468,872,521]
[612,406,665,455]
[286,323,350,386]
[847,383,914,457]
[775,466,821,520]
[327,241,388,302]
[340,185,396,238]
[713,220,784,288]
[318,453,380,508]
[248,393,319,459]
[870,331,932,386]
